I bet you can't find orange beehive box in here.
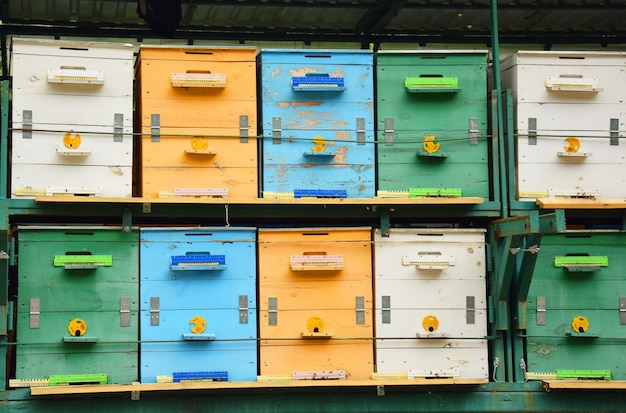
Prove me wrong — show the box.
[135,46,258,198]
[258,227,373,380]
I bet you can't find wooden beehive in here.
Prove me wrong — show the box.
[259,50,375,199]
[139,227,257,383]
[257,227,373,380]
[135,46,258,199]
[376,51,490,200]
[500,51,626,200]
[10,38,134,198]
[373,228,488,379]
[15,226,139,384]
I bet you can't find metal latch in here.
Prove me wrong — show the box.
[240,115,249,143]
[268,297,278,326]
[272,117,282,144]
[384,118,394,145]
[469,117,479,145]
[239,295,249,324]
[528,118,537,145]
[30,298,40,329]
[114,113,124,143]
[23,110,32,139]
[466,296,475,324]
[356,118,365,145]
[536,296,546,325]
[120,297,130,327]
[150,297,160,326]
[381,295,391,324]
[151,114,160,142]
[356,296,365,325]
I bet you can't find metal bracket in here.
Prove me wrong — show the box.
[239,295,249,324]
[356,118,366,145]
[268,297,278,326]
[377,385,385,396]
[528,118,537,145]
[29,298,40,328]
[239,115,249,143]
[356,296,365,325]
[610,118,619,146]
[384,118,394,145]
[380,211,391,238]
[120,297,130,327]
[536,296,546,325]
[150,297,160,326]
[381,295,391,324]
[469,117,479,145]
[272,117,282,144]
[131,382,140,401]
[23,110,32,139]
[122,208,132,233]
[114,113,124,142]
[466,296,475,324]
[151,114,160,142]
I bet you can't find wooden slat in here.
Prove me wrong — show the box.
[542,380,626,391]
[537,197,626,209]
[30,378,488,396]
[34,196,484,206]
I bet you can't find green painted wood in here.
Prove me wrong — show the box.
[7,383,626,413]
[525,232,626,380]
[15,227,139,384]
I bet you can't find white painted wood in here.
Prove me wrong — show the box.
[11,164,132,198]
[375,308,487,338]
[375,343,488,379]
[373,228,488,378]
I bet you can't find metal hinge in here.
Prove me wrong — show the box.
[272,117,282,144]
[536,296,546,325]
[356,296,365,325]
[466,296,475,324]
[23,110,32,139]
[469,117,479,145]
[384,118,394,145]
[120,297,130,327]
[151,114,160,142]
[114,113,124,142]
[356,118,366,145]
[240,115,249,143]
[528,118,537,145]
[381,295,391,324]
[29,298,40,328]
[268,297,278,326]
[610,118,619,146]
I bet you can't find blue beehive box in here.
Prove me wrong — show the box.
[259,49,375,198]
[139,227,257,383]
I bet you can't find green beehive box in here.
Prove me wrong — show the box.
[525,232,626,379]
[375,51,490,199]
[15,226,139,384]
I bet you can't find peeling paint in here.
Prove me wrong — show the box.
[108,166,124,176]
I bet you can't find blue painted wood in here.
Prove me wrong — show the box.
[259,50,375,198]
[140,227,257,383]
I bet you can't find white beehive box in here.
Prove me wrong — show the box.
[10,38,134,198]
[373,228,488,379]
[500,51,626,200]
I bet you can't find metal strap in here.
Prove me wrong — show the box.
[620,297,626,325]
[469,117,479,145]
[120,297,130,327]
[272,117,282,144]
[528,118,537,145]
[384,118,394,145]
[466,296,475,324]
[239,115,249,143]
[356,296,365,325]
[239,295,249,324]
[268,297,277,326]
[150,297,160,326]
[151,114,160,142]
[610,118,619,146]
[29,298,40,329]
[23,110,32,139]
[381,295,391,324]
[356,118,365,145]
[536,296,546,325]
[114,113,124,142]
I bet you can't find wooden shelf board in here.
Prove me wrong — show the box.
[537,197,626,209]
[34,196,484,206]
[542,380,626,391]
[30,378,487,396]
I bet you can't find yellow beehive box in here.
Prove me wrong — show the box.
[135,46,258,198]
[258,227,373,380]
